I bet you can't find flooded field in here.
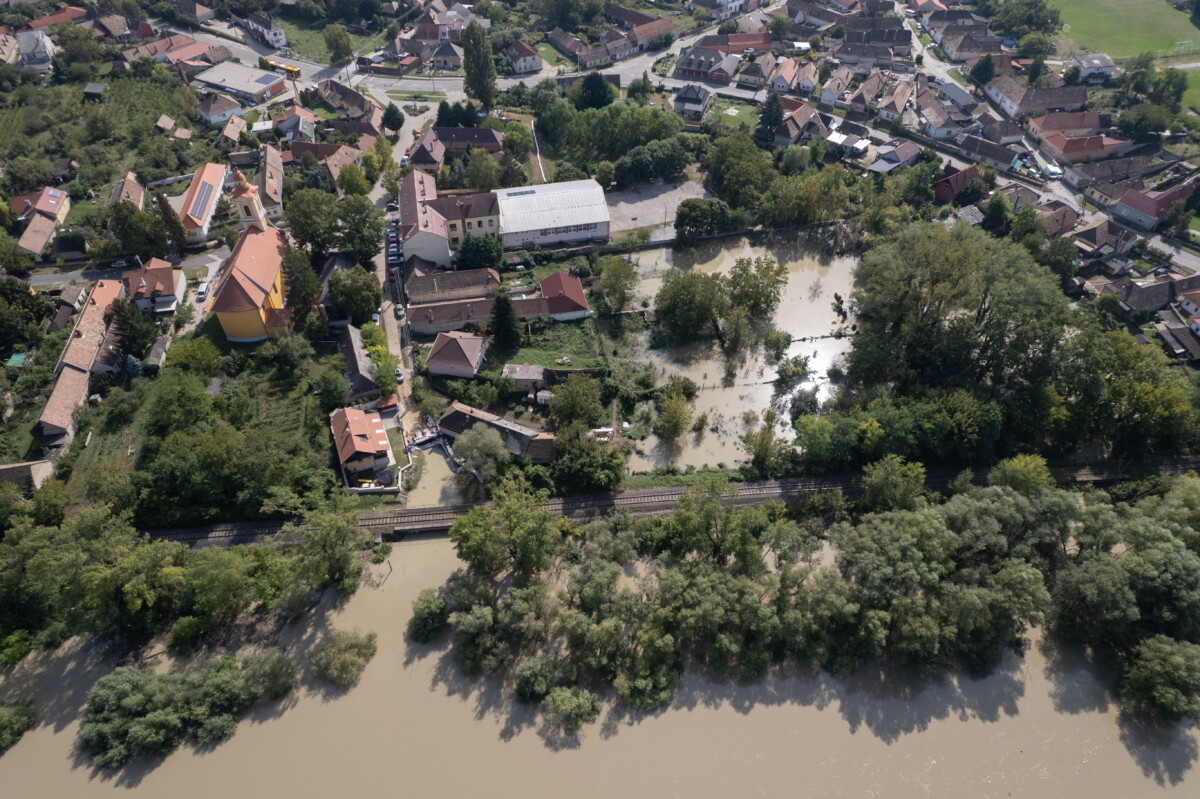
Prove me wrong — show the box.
[1,538,1197,798]
[627,236,856,471]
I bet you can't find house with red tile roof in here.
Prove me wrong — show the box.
[330,407,394,480]
[177,163,228,243]
[1041,133,1135,164]
[933,163,981,205]
[539,271,589,319]
[1114,182,1197,230]
[22,6,86,31]
[39,280,125,446]
[123,258,186,314]
[210,200,290,342]
[505,40,542,73]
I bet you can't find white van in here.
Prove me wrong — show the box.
[197,282,209,301]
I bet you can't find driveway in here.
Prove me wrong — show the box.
[607,179,709,234]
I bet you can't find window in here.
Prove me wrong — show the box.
[488,219,494,227]
[449,222,457,230]
[451,237,459,245]
[466,221,472,229]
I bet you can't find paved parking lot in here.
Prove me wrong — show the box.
[606,179,709,233]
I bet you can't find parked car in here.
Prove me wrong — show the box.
[404,147,411,156]
[385,201,399,212]
[112,259,129,269]
[371,311,380,324]
[196,282,209,301]
[394,367,405,382]
[400,156,409,167]
[394,305,405,319]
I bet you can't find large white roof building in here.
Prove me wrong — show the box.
[494,180,610,249]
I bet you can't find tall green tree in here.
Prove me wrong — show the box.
[969,53,995,85]
[453,425,510,482]
[549,374,604,427]
[655,270,729,341]
[465,147,500,191]
[448,476,558,579]
[282,246,320,330]
[457,232,503,270]
[462,20,497,108]
[284,189,339,257]
[328,265,382,325]
[599,256,636,310]
[573,71,614,110]
[335,195,386,266]
[336,163,370,195]
[296,506,370,593]
[153,190,189,253]
[757,91,784,139]
[383,102,405,132]
[110,301,156,360]
[323,24,353,64]
[490,291,521,351]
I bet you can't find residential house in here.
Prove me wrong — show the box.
[693,33,772,53]
[1064,156,1159,190]
[1041,133,1135,164]
[834,41,896,68]
[397,169,452,268]
[674,47,740,84]
[90,14,133,43]
[245,13,287,48]
[405,268,500,305]
[548,27,614,69]
[957,134,1020,172]
[738,53,777,89]
[495,181,609,250]
[255,144,284,220]
[787,0,843,27]
[982,183,1039,214]
[15,29,55,72]
[192,62,284,103]
[109,172,145,209]
[330,407,393,479]
[38,280,125,446]
[0,460,55,491]
[317,79,379,120]
[9,186,70,257]
[868,138,923,175]
[941,32,1004,62]
[981,117,1023,144]
[174,0,214,25]
[121,33,199,63]
[411,126,504,172]
[505,40,542,73]
[438,401,556,463]
[339,325,380,399]
[628,18,678,51]
[794,61,819,96]
[218,114,246,149]
[21,6,87,31]
[848,70,886,114]
[1071,53,1119,83]
[1072,218,1140,259]
[1026,111,1109,142]
[425,191,500,248]
[1113,183,1196,230]
[272,105,318,143]
[177,163,227,243]
[1035,200,1080,238]
[1086,177,1147,209]
[876,80,912,122]
[985,76,1087,118]
[933,163,982,204]
[819,66,853,107]
[426,331,487,378]
[673,83,714,121]
[123,258,186,314]
[0,33,19,65]
[198,93,242,124]
[685,0,748,23]
[935,81,977,113]
[920,98,958,139]
[408,297,495,334]
[1102,271,1200,318]
[501,363,546,394]
[534,271,590,321]
[428,42,464,69]
[768,58,800,94]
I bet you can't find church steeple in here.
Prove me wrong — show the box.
[230,169,267,232]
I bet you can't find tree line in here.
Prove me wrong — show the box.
[411,461,1200,732]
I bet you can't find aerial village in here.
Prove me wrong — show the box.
[6,0,1200,784]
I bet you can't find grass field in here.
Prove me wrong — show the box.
[1054,0,1199,58]
[706,97,758,129]
[536,43,562,66]
[274,14,382,64]
[505,319,605,369]
[1185,71,1200,113]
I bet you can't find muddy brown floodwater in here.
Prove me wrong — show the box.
[1,538,1197,798]
[626,237,856,472]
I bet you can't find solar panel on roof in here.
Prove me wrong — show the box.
[256,75,278,85]
[507,190,536,197]
[190,182,214,219]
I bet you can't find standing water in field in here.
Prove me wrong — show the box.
[627,236,856,472]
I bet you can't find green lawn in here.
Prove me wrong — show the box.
[536,43,562,66]
[705,97,759,129]
[274,14,383,64]
[503,319,605,369]
[1054,0,1199,58]
[1185,71,1200,113]
[386,90,446,102]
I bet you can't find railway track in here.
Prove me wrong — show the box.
[147,459,1200,548]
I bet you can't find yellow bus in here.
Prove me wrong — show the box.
[265,59,301,78]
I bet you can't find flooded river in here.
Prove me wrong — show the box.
[403,446,464,508]
[627,237,856,472]
[1,538,1196,798]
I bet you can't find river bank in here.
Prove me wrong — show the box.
[0,537,1196,797]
